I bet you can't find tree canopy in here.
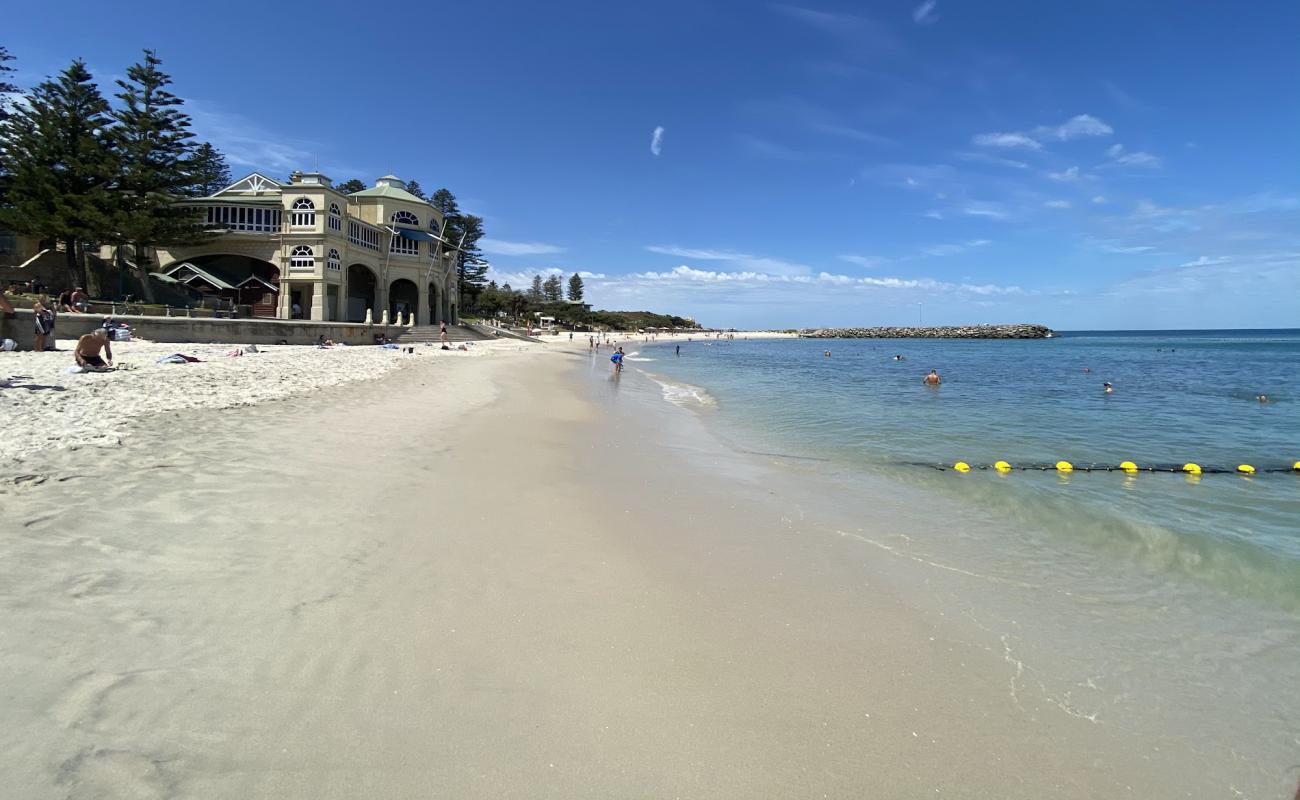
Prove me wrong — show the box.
[336,178,366,194]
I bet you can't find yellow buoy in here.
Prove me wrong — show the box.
[994,460,1012,473]
[1237,464,1255,475]
[1183,463,1202,475]
[1119,460,1138,473]
[1293,461,1300,472]
[953,461,971,472]
[1056,460,1074,473]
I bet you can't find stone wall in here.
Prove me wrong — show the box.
[0,308,401,350]
[802,324,1055,339]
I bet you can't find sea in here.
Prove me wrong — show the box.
[591,328,1300,793]
[630,329,1300,610]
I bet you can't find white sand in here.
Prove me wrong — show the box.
[0,338,530,463]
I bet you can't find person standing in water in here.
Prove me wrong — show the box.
[675,344,680,356]
[611,346,624,373]
[924,369,941,386]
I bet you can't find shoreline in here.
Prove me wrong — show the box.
[0,340,1294,797]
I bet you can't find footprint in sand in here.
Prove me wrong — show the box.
[56,746,174,800]
[63,570,122,599]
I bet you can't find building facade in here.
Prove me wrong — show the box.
[154,171,459,325]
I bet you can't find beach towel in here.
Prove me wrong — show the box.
[157,353,203,364]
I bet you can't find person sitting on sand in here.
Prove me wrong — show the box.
[924,369,941,385]
[70,287,89,313]
[317,335,336,348]
[75,329,114,371]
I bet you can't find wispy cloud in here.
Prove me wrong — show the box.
[769,4,906,56]
[912,0,939,25]
[1047,166,1081,182]
[189,100,325,174]
[956,151,1030,170]
[1104,143,1162,168]
[646,245,811,276]
[650,125,665,156]
[919,239,992,257]
[838,254,888,268]
[1044,200,1072,209]
[479,239,566,256]
[807,121,894,146]
[1178,255,1232,267]
[1092,196,1108,204]
[973,114,1113,152]
[972,132,1042,150]
[625,264,1023,295]
[960,202,1010,220]
[737,134,807,161]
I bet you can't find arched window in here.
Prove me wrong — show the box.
[291,197,316,227]
[327,248,341,271]
[429,217,441,236]
[391,210,419,227]
[290,244,315,271]
[328,202,342,232]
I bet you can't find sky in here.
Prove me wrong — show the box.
[5,0,1300,329]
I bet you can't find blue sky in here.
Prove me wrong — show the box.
[6,1,1300,329]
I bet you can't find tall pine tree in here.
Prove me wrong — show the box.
[567,273,584,302]
[430,188,488,310]
[542,274,563,302]
[0,60,117,290]
[111,50,210,300]
[404,179,425,200]
[187,142,230,197]
[336,178,366,194]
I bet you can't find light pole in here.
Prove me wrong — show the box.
[917,301,923,326]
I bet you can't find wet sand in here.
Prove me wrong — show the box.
[0,343,1290,798]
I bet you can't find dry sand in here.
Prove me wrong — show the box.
[0,338,523,463]
[0,340,1285,798]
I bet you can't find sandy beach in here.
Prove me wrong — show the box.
[0,338,525,463]
[0,337,1292,798]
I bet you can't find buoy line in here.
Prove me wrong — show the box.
[927,460,1300,475]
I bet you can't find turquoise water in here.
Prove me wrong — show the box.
[635,330,1300,609]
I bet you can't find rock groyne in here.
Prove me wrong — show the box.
[802,323,1055,339]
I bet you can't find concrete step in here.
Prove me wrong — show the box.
[392,325,492,344]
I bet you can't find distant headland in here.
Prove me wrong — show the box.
[801,324,1055,339]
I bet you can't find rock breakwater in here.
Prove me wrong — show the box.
[802,323,1055,339]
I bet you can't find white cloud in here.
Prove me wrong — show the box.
[838,254,888,268]
[973,114,1113,153]
[923,210,944,219]
[622,264,1022,295]
[1044,200,1072,209]
[650,126,665,156]
[189,101,323,174]
[913,0,939,24]
[1092,195,1107,204]
[1048,166,1081,182]
[645,244,811,276]
[960,202,1010,220]
[1037,114,1113,141]
[1178,256,1232,267]
[956,151,1030,170]
[972,132,1042,150]
[479,239,566,256]
[1105,143,1162,168]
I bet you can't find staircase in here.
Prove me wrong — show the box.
[392,324,492,345]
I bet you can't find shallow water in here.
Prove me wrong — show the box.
[636,330,1300,609]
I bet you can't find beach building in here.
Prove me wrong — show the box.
[152,171,460,324]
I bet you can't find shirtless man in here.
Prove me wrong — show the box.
[75,329,114,371]
[924,369,941,385]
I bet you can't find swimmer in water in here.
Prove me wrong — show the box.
[824,350,831,358]
[1103,382,1114,394]
[1257,394,1269,404]
[923,369,941,385]
[1083,367,1092,373]
[893,354,905,361]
